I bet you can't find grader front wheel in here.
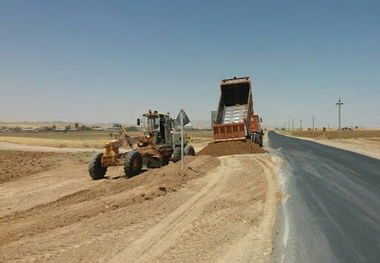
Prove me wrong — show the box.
[124,151,143,178]
[88,153,107,180]
[171,147,181,162]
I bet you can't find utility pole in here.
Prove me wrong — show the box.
[288,121,290,131]
[180,109,184,169]
[292,118,294,130]
[312,114,315,130]
[300,119,302,131]
[336,98,343,138]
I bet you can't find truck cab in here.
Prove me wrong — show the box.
[250,114,263,147]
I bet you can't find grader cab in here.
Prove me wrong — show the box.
[88,110,195,180]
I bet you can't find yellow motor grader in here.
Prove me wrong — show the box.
[88,110,195,180]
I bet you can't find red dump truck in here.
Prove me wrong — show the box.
[212,77,263,146]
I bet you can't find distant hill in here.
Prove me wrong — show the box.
[0,121,128,129]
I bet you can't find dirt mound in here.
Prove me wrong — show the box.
[197,140,266,157]
[0,150,68,183]
[0,155,220,247]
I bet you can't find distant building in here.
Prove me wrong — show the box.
[105,127,120,132]
[37,127,50,131]
[21,127,37,131]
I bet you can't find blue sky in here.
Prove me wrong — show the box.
[0,0,379,128]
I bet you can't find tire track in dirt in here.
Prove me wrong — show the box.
[218,156,278,262]
[109,158,228,263]
[1,154,277,263]
[0,156,220,263]
[109,154,277,263]
[7,216,163,263]
[160,156,262,262]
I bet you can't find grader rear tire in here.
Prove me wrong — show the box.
[184,145,195,156]
[124,151,143,178]
[171,147,181,162]
[88,153,107,180]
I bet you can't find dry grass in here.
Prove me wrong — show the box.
[288,129,380,140]
[187,130,213,143]
[0,130,213,148]
[0,137,108,148]
[0,131,121,148]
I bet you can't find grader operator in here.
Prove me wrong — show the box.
[88,110,195,180]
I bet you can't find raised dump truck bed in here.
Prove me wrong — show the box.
[222,105,248,124]
[213,77,253,142]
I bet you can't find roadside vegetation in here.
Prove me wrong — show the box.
[0,131,115,148]
[280,129,380,160]
[286,129,380,140]
[187,130,213,143]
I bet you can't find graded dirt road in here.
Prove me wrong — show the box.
[0,161,101,217]
[0,153,277,263]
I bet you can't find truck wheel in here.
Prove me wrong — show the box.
[88,153,107,180]
[171,147,181,162]
[124,151,143,178]
[184,145,195,156]
[259,137,263,147]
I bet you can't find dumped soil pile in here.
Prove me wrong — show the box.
[0,150,67,183]
[198,140,266,157]
[0,155,220,248]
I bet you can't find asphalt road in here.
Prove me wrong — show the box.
[269,131,380,263]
